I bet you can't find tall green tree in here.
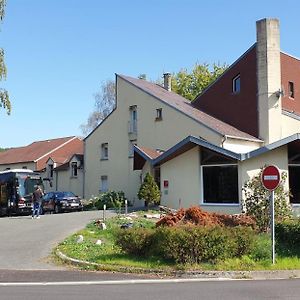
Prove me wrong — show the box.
[0,0,11,114]
[171,63,228,101]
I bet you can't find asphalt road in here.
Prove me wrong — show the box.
[0,210,114,270]
[1,278,300,300]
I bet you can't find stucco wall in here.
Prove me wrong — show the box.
[55,169,84,197]
[223,138,261,153]
[160,147,200,209]
[0,162,36,172]
[84,76,224,204]
[281,114,300,138]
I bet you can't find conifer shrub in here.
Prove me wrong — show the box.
[138,173,160,206]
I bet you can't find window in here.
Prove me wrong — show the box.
[155,108,162,121]
[71,162,78,177]
[289,81,295,98]
[48,164,53,178]
[129,139,137,157]
[232,74,241,94]
[129,106,137,133]
[202,165,238,204]
[100,176,108,192]
[101,143,108,160]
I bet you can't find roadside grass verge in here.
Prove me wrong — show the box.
[55,214,300,273]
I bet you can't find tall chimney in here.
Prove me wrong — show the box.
[256,18,282,144]
[163,73,171,91]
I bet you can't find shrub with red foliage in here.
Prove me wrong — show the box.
[156,206,256,229]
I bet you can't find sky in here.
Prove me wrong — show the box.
[1,0,300,148]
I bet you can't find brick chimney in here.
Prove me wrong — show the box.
[256,18,282,144]
[163,73,172,91]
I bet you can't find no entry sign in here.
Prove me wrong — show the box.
[261,165,280,191]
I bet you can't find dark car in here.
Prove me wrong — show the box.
[42,191,82,214]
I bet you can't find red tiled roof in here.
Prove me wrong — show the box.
[136,146,163,159]
[118,75,262,142]
[0,136,83,171]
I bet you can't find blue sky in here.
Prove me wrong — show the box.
[1,0,300,147]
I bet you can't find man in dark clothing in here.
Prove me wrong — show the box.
[32,185,44,219]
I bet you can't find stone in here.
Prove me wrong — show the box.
[95,239,102,245]
[99,222,107,230]
[76,235,84,243]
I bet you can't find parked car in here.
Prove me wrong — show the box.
[42,191,82,214]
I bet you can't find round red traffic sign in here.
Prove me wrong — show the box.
[261,165,280,191]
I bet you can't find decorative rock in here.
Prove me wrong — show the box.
[120,222,134,229]
[95,239,102,245]
[99,222,107,230]
[76,235,84,243]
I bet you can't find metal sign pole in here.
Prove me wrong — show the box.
[270,190,275,264]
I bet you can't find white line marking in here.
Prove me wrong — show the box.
[0,278,244,287]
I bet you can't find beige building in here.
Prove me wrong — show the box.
[83,73,261,207]
[84,18,300,213]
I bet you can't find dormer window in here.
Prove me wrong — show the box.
[232,74,241,94]
[289,81,295,98]
[48,164,53,179]
[71,162,78,177]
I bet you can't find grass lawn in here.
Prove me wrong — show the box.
[55,211,300,273]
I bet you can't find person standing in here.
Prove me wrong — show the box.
[32,185,44,219]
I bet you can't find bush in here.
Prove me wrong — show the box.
[92,191,127,210]
[115,227,154,256]
[275,220,300,256]
[249,234,271,261]
[242,169,292,232]
[156,206,256,229]
[152,225,256,264]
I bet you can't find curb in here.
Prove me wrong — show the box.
[55,249,300,280]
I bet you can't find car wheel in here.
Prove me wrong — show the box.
[54,205,60,214]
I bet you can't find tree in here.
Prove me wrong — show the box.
[170,63,228,101]
[138,172,160,206]
[242,168,292,232]
[80,79,115,135]
[0,0,11,114]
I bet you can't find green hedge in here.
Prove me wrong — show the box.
[116,225,256,264]
[276,220,300,256]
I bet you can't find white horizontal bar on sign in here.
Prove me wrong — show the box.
[263,175,278,180]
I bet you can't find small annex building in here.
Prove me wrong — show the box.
[0,136,84,197]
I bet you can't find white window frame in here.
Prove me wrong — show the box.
[71,162,78,177]
[129,106,137,133]
[200,163,240,206]
[232,74,241,94]
[100,175,108,193]
[289,81,295,98]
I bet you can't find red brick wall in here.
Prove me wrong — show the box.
[192,46,258,137]
[281,53,300,114]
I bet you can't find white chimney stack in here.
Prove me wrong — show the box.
[256,18,282,144]
[163,73,172,91]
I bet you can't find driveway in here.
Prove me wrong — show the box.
[0,210,113,270]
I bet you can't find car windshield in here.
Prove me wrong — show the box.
[56,192,75,198]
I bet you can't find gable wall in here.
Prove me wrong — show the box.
[193,47,258,137]
[84,76,223,203]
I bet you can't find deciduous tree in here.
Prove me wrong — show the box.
[171,63,228,101]
[80,79,115,135]
[0,0,11,114]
